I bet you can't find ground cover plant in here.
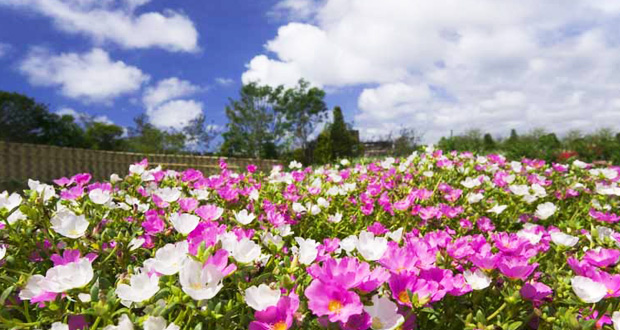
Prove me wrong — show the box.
[3,147,620,329]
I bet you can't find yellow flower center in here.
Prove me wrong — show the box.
[272,321,287,330]
[328,300,343,314]
[372,317,384,329]
[190,282,203,290]
[398,291,410,304]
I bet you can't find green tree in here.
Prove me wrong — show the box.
[329,106,359,160]
[393,127,423,156]
[221,83,283,158]
[84,122,125,151]
[184,114,220,153]
[0,91,86,147]
[483,133,496,151]
[125,114,186,154]
[275,79,327,162]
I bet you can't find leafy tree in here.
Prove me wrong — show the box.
[392,127,423,156]
[84,122,126,151]
[221,83,284,158]
[329,106,359,160]
[125,114,186,154]
[184,114,221,153]
[483,133,496,151]
[313,128,332,164]
[0,91,86,147]
[275,79,327,161]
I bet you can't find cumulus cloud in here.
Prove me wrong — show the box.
[142,77,204,129]
[56,107,115,125]
[215,77,235,86]
[247,0,620,141]
[20,48,148,103]
[0,0,198,52]
[142,77,201,109]
[148,99,203,129]
[268,0,323,22]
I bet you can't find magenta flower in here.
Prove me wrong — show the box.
[307,257,372,290]
[205,249,237,277]
[178,198,199,213]
[249,294,299,330]
[497,256,538,280]
[142,210,165,234]
[196,204,224,221]
[305,280,363,323]
[583,248,620,268]
[520,281,552,302]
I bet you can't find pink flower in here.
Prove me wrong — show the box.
[178,198,199,213]
[305,281,363,323]
[249,294,299,330]
[497,256,538,280]
[142,210,165,234]
[520,281,552,302]
[196,204,224,221]
[584,248,620,268]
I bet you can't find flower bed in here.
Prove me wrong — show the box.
[2,148,620,329]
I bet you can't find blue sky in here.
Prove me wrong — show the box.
[2,0,620,144]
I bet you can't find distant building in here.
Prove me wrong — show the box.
[362,140,393,157]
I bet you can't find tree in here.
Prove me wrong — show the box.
[0,91,86,147]
[84,122,125,151]
[125,114,186,154]
[392,127,423,156]
[275,79,327,161]
[329,106,359,160]
[221,83,283,158]
[483,133,495,151]
[184,114,220,153]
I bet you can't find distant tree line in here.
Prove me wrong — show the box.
[438,128,620,164]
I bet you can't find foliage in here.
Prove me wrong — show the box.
[221,83,284,159]
[125,114,187,154]
[4,150,620,329]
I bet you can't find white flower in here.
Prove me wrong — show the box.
[571,276,607,303]
[115,272,160,303]
[613,311,620,330]
[0,245,5,261]
[0,191,22,210]
[78,293,91,302]
[110,173,122,183]
[129,163,146,174]
[144,316,180,330]
[51,322,69,330]
[261,232,283,247]
[386,228,403,243]
[249,189,259,201]
[179,260,224,300]
[466,192,484,204]
[43,258,94,293]
[244,284,281,311]
[535,202,557,220]
[294,237,319,265]
[509,185,530,196]
[550,232,579,247]
[461,177,481,188]
[28,179,56,201]
[89,188,111,205]
[340,159,350,166]
[103,314,134,330]
[317,197,329,208]
[51,210,89,239]
[463,269,492,290]
[517,228,543,244]
[364,295,405,330]
[155,187,181,203]
[234,209,256,225]
[18,275,47,301]
[128,237,145,251]
[289,160,302,169]
[292,203,306,213]
[573,160,588,169]
[487,204,508,215]
[232,238,262,264]
[340,235,358,253]
[328,212,343,223]
[307,203,321,215]
[356,231,388,261]
[152,242,189,275]
[170,213,200,235]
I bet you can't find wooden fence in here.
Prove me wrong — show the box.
[0,141,280,189]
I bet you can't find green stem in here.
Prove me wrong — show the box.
[486,302,507,322]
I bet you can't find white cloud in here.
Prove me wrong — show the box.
[142,77,201,109]
[20,48,148,103]
[0,43,10,58]
[246,0,620,141]
[56,107,114,125]
[148,99,203,129]
[215,78,235,86]
[1,0,198,52]
[268,0,323,21]
[142,77,204,129]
